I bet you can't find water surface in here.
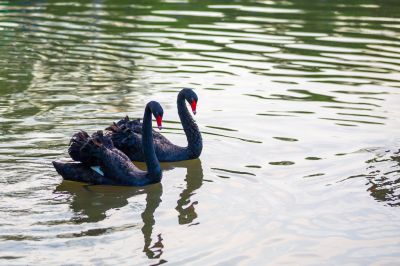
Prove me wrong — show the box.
[1,0,400,264]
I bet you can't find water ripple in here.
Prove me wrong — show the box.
[0,0,400,264]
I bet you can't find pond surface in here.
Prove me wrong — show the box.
[1,0,400,264]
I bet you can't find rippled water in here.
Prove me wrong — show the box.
[1,0,400,264]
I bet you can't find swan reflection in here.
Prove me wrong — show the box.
[54,158,203,260]
[170,159,204,225]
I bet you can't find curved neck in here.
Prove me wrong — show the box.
[143,106,162,181]
[177,92,203,158]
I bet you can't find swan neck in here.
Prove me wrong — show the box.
[177,93,202,158]
[143,106,161,179]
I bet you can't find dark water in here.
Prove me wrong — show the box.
[1,0,400,264]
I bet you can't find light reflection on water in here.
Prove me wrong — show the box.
[0,0,400,264]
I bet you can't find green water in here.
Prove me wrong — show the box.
[1,0,400,264]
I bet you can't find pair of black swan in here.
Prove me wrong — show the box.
[53,89,202,186]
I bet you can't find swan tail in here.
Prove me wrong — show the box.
[52,161,117,185]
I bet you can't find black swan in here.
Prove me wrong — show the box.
[106,88,202,162]
[53,101,164,186]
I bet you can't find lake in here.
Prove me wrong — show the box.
[0,0,400,264]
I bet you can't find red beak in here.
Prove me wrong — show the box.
[156,115,162,130]
[191,100,197,115]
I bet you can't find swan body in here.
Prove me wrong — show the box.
[106,88,202,162]
[53,101,163,186]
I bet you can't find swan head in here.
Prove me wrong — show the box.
[148,101,164,130]
[182,88,198,115]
